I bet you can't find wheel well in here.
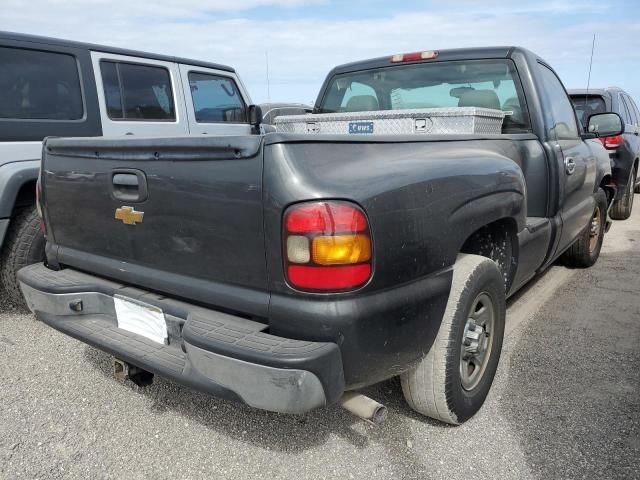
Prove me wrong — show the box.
[11,180,37,216]
[460,218,518,292]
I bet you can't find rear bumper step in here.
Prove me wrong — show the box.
[18,264,345,414]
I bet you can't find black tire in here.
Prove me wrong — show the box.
[561,188,607,268]
[610,168,636,220]
[0,206,45,307]
[400,254,506,425]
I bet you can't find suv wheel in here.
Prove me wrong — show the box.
[610,168,636,220]
[0,206,45,308]
[400,254,506,425]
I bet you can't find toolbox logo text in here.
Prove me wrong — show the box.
[348,122,374,134]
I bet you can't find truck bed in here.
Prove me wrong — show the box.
[40,131,539,388]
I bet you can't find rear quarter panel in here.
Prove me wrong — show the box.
[263,134,528,296]
[261,134,528,386]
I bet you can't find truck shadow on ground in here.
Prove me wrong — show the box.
[81,345,443,454]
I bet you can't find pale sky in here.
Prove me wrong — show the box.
[2,0,639,105]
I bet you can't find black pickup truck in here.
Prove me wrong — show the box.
[18,47,623,425]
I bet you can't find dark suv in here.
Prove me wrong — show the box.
[570,87,640,219]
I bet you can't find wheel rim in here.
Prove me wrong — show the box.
[628,173,635,210]
[588,206,602,254]
[460,292,495,391]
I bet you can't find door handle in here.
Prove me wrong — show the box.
[565,157,576,175]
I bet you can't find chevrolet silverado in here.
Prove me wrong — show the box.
[18,46,623,425]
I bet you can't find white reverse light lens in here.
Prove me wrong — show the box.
[287,235,310,264]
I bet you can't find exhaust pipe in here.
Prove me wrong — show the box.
[338,392,388,425]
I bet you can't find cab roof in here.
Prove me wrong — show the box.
[329,46,524,75]
[0,30,235,73]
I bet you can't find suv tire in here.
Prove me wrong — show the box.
[0,206,45,307]
[610,168,636,220]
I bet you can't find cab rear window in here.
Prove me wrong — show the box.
[318,59,530,132]
[0,46,83,120]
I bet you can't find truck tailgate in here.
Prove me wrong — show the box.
[41,136,269,316]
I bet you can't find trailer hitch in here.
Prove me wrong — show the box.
[113,358,154,387]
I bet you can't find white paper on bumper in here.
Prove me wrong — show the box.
[114,296,167,345]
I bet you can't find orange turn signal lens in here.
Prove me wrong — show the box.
[311,234,371,265]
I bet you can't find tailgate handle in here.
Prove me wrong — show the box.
[113,174,139,187]
[111,170,148,202]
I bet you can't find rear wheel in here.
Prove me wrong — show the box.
[562,188,607,268]
[400,254,506,425]
[610,168,636,220]
[0,206,45,307]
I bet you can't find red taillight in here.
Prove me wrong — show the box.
[284,201,372,292]
[287,264,372,290]
[598,134,624,150]
[391,50,438,63]
[286,202,368,234]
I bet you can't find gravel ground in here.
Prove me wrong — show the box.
[1,206,639,480]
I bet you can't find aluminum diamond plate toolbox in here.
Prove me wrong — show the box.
[275,107,506,135]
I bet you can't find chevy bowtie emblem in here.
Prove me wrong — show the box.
[115,206,144,225]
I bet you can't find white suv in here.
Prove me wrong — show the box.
[0,31,258,306]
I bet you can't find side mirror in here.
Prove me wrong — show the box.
[248,105,263,134]
[587,112,625,138]
[248,105,263,126]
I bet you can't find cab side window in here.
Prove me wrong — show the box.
[188,72,247,123]
[0,46,83,120]
[537,64,579,140]
[100,61,176,121]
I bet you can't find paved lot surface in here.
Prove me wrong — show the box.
[1,205,639,480]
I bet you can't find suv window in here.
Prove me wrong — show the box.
[537,64,579,139]
[0,46,83,120]
[188,72,247,123]
[629,96,640,126]
[622,94,638,125]
[618,94,633,125]
[570,95,606,129]
[100,61,175,121]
